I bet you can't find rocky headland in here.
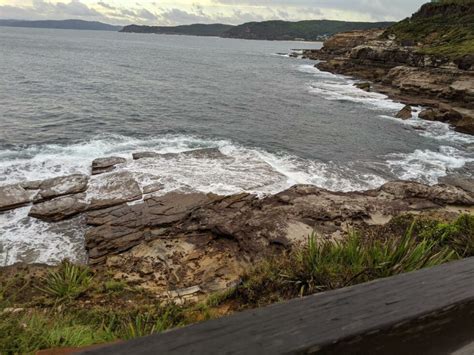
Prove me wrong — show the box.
[1,149,473,303]
[302,1,474,134]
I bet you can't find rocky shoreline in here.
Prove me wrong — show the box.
[301,28,474,135]
[1,150,474,302]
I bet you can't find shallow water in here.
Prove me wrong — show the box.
[0,27,473,265]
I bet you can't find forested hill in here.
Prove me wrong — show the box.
[120,24,234,37]
[0,19,122,31]
[221,20,394,41]
[120,20,394,41]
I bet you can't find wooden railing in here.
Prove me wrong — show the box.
[81,257,474,355]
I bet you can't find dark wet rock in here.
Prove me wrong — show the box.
[0,184,33,212]
[91,157,126,175]
[87,171,142,210]
[132,152,160,160]
[34,174,88,202]
[29,193,89,222]
[419,108,438,121]
[355,82,371,92]
[395,105,413,120]
[455,54,474,71]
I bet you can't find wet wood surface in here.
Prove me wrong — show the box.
[81,257,474,355]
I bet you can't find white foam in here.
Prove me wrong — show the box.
[0,207,87,267]
[386,146,473,184]
[295,64,403,111]
[308,81,404,111]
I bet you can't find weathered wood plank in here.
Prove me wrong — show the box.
[81,258,474,355]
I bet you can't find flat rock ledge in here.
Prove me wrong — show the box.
[85,180,472,297]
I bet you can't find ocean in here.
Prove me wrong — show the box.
[1,27,473,265]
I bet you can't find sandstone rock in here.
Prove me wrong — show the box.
[395,105,413,120]
[143,182,164,195]
[85,181,474,266]
[0,184,32,212]
[34,174,88,202]
[439,176,474,195]
[379,181,474,205]
[87,171,142,210]
[20,180,42,190]
[419,108,438,121]
[91,157,126,175]
[29,193,89,222]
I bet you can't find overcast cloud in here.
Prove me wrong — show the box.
[0,0,428,26]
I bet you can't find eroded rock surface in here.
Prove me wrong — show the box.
[28,171,142,221]
[302,28,474,134]
[82,181,473,296]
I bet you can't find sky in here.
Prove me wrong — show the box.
[0,0,429,26]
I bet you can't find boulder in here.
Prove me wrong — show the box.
[455,54,474,71]
[132,152,160,160]
[355,82,371,92]
[419,108,439,121]
[91,157,126,175]
[34,174,88,202]
[29,193,89,222]
[395,105,413,120]
[0,184,33,212]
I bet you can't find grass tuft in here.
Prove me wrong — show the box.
[38,261,93,301]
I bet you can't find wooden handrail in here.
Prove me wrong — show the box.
[81,257,474,355]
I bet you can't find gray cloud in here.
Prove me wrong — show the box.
[212,0,427,21]
[0,0,429,26]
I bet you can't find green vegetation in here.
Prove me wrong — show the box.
[121,24,235,36]
[38,261,92,301]
[222,20,394,41]
[230,214,474,307]
[0,214,472,353]
[121,20,394,41]
[384,0,474,58]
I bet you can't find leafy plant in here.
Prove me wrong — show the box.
[39,261,93,301]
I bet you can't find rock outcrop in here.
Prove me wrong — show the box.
[28,171,143,221]
[302,3,474,135]
[0,184,33,211]
[1,152,473,299]
[81,179,473,296]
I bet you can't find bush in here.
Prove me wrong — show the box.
[39,261,93,301]
[234,216,470,306]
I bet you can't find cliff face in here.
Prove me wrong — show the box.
[303,1,474,134]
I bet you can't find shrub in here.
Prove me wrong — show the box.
[39,261,93,301]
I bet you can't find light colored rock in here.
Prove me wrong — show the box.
[34,174,88,202]
[0,184,32,211]
[87,171,142,210]
[29,193,89,222]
